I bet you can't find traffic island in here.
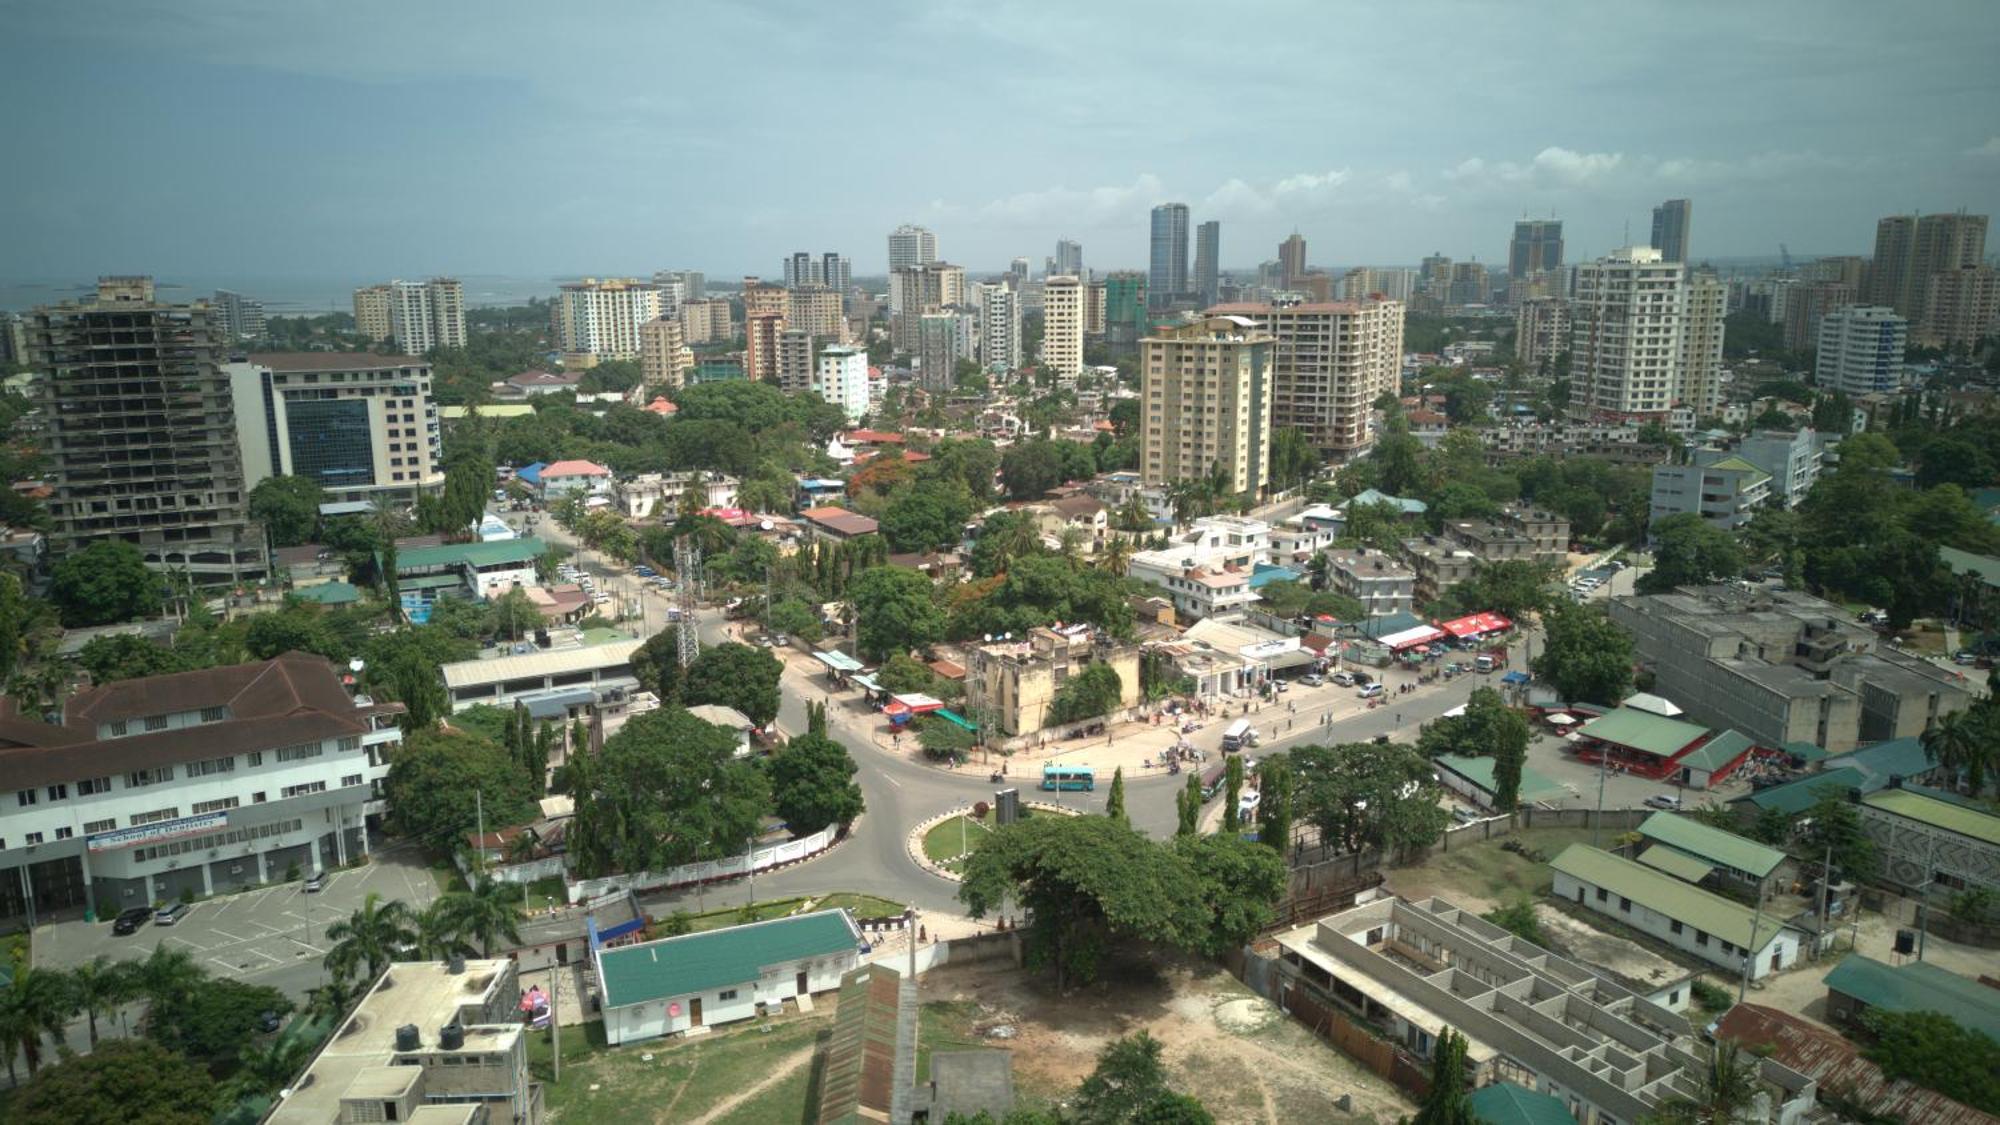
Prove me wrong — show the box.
[906,801,1080,882]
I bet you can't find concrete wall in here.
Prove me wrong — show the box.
[1550,870,1800,979]
[567,824,836,903]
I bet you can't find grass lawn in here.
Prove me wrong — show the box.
[530,1012,831,1123]
[922,810,995,864]
[813,893,909,919]
[1390,826,1602,905]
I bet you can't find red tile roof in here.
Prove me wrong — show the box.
[846,429,905,444]
[542,459,610,477]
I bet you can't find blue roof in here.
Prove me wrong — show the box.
[516,462,547,485]
[1249,564,1301,589]
[1349,488,1428,515]
[1836,737,1932,787]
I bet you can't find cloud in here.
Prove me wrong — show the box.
[1197,169,1351,217]
[1446,147,1626,186]
[971,174,1169,227]
[1964,137,2000,158]
[1655,149,1861,183]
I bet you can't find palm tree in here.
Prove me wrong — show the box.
[137,945,206,1035]
[68,954,139,1047]
[304,974,361,1027]
[451,880,525,958]
[222,1035,318,1104]
[1921,708,1993,796]
[1099,535,1134,578]
[1645,1039,1762,1125]
[324,893,416,986]
[408,899,475,962]
[0,962,76,1079]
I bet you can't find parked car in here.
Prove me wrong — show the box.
[1300,673,1326,687]
[1954,650,1979,665]
[1237,790,1262,817]
[1358,683,1385,700]
[302,872,328,893]
[1273,679,1290,693]
[154,902,190,926]
[1452,805,1480,823]
[257,1010,284,1033]
[1643,794,1682,810]
[1331,671,1356,687]
[112,906,152,934]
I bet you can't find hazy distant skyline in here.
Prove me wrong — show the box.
[4,0,1998,283]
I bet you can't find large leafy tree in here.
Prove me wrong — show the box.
[1422,687,1532,810]
[880,480,975,553]
[1048,662,1125,724]
[967,511,1046,577]
[1639,513,1747,594]
[11,1039,216,1125]
[1797,788,1879,881]
[567,707,770,878]
[1070,1032,1215,1125]
[1862,1008,2000,1112]
[1530,600,1634,705]
[1922,707,1996,797]
[1171,833,1287,954]
[75,633,193,684]
[683,641,784,726]
[958,815,1205,990]
[249,474,328,547]
[631,631,688,702]
[1288,741,1451,860]
[384,728,541,847]
[1267,427,1319,492]
[768,730,865,834]
[0,961,75,1080]
[148,977,293,1063]
[449,879,526,957]
[850,564,945,662]
[50,539,162,626]
[1000,439,1067,499]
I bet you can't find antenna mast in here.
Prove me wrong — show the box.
[674,534,703,668]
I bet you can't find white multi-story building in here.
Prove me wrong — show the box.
[1568,248,1721,423]
[1514,296,1571,373]
[1208,298,1404,458]
[1323,547,1416,617]
[353,278,464,353]
[211,290,267,340]
[887,224,938,272]
[1127,516,1271,622]
[1043,275,1085,378]
[0,654,403,923]
[978,283,1021,374]
[1816,305,1907,396]
[554,278,666,360]
[611,472,739,520]
[226,352,446,508]
[648,270,689,316]
[1648,453,1772,533]
[814,345,871,421]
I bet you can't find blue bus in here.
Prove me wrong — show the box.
[1041,764,1096,792]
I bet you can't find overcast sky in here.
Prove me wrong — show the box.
[5,0,1998,282]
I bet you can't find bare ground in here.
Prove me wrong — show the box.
[920,956,1414,1124]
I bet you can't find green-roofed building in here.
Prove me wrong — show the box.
[1548,845,1803,979]
[1435,755,1568,810]
[597,909,862,1045]
[1856,783,2000,896]
[1736,766,1867,816]
[1824,955,2000,1043]
[1574,707,1710,774]
[1636,811,1789,891]
[389,536,549,603]
[1469,1082,1577,1125]
[290,580,362,606]
[1669,729,1756,789]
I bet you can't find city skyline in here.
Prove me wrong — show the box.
[3,1,1998,283]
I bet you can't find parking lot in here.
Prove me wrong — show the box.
[32,842,445,1003]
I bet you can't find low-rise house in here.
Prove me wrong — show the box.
[1182,618,1312,686]
[1855,781,2000,897]
[1715,1002,1999,1125]
[962,625,1141,739]
[1029,494,1109,553]
[271,958,542,1125]
[687,703,756,757]
[611,471,739,520]
[500,369,583,397]
[395,538,547,603]
[1399,536,1480,604]
[1433,754,1567,809]
[1822,955,2000,1043]
[440,639,641,713]
[1442,519,1538,564]
[1548,844,1804,979]
[538,460,612,498]
[596,909,864,1045]
[800,505,880,542]
[1634,810,1789,893]
[1322,548,1415,618]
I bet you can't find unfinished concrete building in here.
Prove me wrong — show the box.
[1267,896,1816,1125]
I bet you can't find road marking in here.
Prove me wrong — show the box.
[209,928,251,944]
[881,775,901,788]
[246,921,288,936]
[208,955,245,972]
[246,948,284,966]
[163,935,209,952]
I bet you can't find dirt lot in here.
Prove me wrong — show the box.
[921,956,1415,1124]
[1383,825,1604,913]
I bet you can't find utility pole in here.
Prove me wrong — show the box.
[475,789,485,881]
[549,964,561,1082]
[1815,845,1833,958]
[1739,880,1767,1004]
[1592,748,1607,847]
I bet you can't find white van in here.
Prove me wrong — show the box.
[1221,719,1253,752]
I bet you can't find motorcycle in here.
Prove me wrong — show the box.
[1169,761,1182,775]
[989,771,1004,783]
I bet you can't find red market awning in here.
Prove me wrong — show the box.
[1439,612,1513,639]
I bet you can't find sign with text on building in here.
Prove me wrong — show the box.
[87,811,230,853]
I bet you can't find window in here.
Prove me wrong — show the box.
[282,781,327,799]
[78,776,111,796]
[15,790,34,807]
[719,989,738,1001]
[144,715,168,731]
[188,756,235,778]
[24,832,42,845]
[252,792,267,804]
[84,818,115,834]
[126,766,174,787]
[200,706,228,722]
[248,752,264,767]
[341,774,363,788]
[46,784,67,801]
[55,827,72,840]
[277,742,324,763]
[109,720,127,737]
[1619,896,1631,913]
[339,736,361,752]
[1695,930,1709,947]
[1720,940,1735,955]
[130,807,181,826]
[1670,920,1684,935]
[192,797,239,815]
[1595,887,1608,902]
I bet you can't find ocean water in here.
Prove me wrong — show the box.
[0,274,573,315]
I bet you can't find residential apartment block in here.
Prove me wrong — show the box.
[1568,248,1723,423]
[680,297,734,345]
[639,315,692,391]
[814,344,870,421]
[227,352,445,508]
[1816,306,1906,396]
[0,653,404,925]
[1513,297,1570,372]
[1042,275,1085,378]
[962,625,1141,739]
[1609,585,1972,753]
[1207,298,1404,458]
[1865,211,1987,325]
[553,278,665,360]
[1139,315,1273,496]
[1920,265,2000,350]
[1322,547,1415,617]
[211,289,266,340]
[1649,454,1770,532]
[353,278,464,354]
[25,278,264,580]
[1127,517,1270,622]
[978,283,1022,373]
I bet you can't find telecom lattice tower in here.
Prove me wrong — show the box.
[674,534,703,668]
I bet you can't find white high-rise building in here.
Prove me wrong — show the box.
[1054,239,1083,277]
[821,253,851,293]
[211,290,266,340]
[1568,248,1722,422]
[978,283,1021,374]
[357,278,464,354]
[1816,306,1907,396]
[1208,298,1405,456]
[1042,275,1085,378]
[649,271,689,316]
[553,278,665,359]
[814,344,870,421]
[887,224,938,271]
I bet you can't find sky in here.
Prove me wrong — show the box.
[4,0,1999,286]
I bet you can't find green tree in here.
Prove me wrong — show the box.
[968,510,1046,577]
[10,1039,216,1125]
[1861,1008,2000,1112]
[324,893,416,987]
[765,597,823,643]
[75,633,193,684]
[1482,899,1545,945]
[220,1033,320,1108]
[449,879,526,958]
[148,977,293,1062]
[567,707,769,878]
[1172,832,1287,953]
[1071,1032,1216,1125]
[1639,513,1747,593]
[1798,789,1879,881]
[1105,766,1128,824]
[409,898,476,961]
[50,540,162,626]
[957,816,1204,989]
[1288,742,1451,860]
[1000,439,1066,499]
[851,565,945,662]
[918,718,977,763]
[880,480,974,552]
[0,961,75,1080]
[1256,754,1294,853]
[1642,1039,1765,1125]
[249,474,329,547]
[768,730,865,833]
[1177,773,1201,837]
[1531,600,1634,705]
[384,728,541,849]
[1921,707,1995,797]
[683,641,784,726]
[1049,662,1125,724]
[1413,1028,1476,1125]
[877,652,937,694]
[1222,754,1244,833]
[66,954,139,1047]
[631,631,688,702]
[135,946,205,1037]
[1267,427,1319,493]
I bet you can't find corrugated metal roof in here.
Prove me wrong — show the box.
[1822,956,2000,1042]
[396,537,548,572]
[1714,1004,2000,1125]
[1637,845,1715,883]
[440,639,641,689]
[1434,755,1566,804]
[1673,729,1755,775]
[1576,708,1710,757]
[1739,767,1867,815]
[1863,788,2000,845]
[1467,1082,1577,1125]
[815,965,903,1125]
[1548,844,1784,950]
[1637,811,1787,877]
[598,910,859,1009]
